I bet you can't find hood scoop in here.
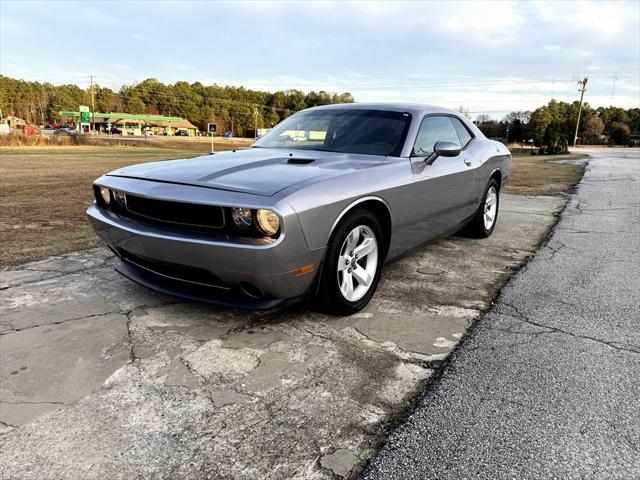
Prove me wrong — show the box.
[287,157,315,165]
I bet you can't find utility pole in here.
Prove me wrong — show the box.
[551,78,555,100]
[90,75,96,133]
[254,106,258,139]
[572,77,588,147]
[611,77,617,100]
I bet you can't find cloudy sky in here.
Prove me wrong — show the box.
[1,0,638,117]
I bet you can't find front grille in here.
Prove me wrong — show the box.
[124,194,225,229]
[94,185,280,239]
[118,249,230,290]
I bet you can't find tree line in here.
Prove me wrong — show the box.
[1,75,637,149]
[0,76,354,137]
[474,101,639,152]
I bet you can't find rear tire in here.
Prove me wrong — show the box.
[464,178,500,238]
[315,208,384,315]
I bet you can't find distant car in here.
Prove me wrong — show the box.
[16,125,38,135]
[88,103,512,314]
[107,128,122,135]
[53,128,76,135]
[175,130,189,137]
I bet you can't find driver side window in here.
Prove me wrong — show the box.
[413,116,460,156]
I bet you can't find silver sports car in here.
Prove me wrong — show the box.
[88,103,511,314]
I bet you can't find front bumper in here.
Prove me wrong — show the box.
[87,200,324,309]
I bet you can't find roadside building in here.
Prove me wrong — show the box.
[148,119,199,136]
[0,118,10,135]
[0,116,37,135]
[57,112,199,136]
[2,116,27,129]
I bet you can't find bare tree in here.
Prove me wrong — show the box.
[475,113,492,124]
[456,105,470,118]
[503,111,531,124]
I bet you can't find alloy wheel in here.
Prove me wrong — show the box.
[337,225,379,302]
[484,186,498,230]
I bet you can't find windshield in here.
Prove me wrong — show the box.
[252,109,412,156]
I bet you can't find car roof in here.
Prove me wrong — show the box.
[304,102,462,117]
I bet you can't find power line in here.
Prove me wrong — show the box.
[8,66,638,89]
[6,73,637,102]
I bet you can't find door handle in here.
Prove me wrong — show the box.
[464,159,472,166]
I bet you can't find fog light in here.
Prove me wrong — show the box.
[113,190,127,206]
[99,186,111,205]
[231,207,253,230]
[255,209,280,236]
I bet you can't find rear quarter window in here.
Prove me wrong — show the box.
[451,117,473,148]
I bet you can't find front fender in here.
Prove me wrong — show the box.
[282,160,412,251]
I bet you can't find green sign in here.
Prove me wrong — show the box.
[79,105,90,123]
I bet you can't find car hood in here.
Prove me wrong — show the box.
[106,148,386,196]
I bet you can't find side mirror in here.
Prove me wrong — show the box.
[425,140,461,165]
[434,141,461,157]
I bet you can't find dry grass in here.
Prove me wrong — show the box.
[0,132,75,147]
[504,152,587,196]
[0,132,253,150]
[0,142,249,266]
[0,146,586,267]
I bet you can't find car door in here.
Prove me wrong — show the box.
[410,115,477,239]
[449,115,482,215]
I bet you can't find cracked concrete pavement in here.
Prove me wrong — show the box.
[362,149,640,479]
[0,193,566,479]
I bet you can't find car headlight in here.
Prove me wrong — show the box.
[231,207,252,230]
[255,209,280,236]
[99,186,111,205]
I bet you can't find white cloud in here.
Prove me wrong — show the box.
[1,0,638,111]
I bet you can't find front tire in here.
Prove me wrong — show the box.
[316,208,384,315]
[465,178,500,238]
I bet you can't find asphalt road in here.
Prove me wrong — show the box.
[362,149,640,479]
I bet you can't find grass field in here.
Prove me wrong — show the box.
[0,146,585,267]
[0,141,250,266]
[504,151,587,196]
